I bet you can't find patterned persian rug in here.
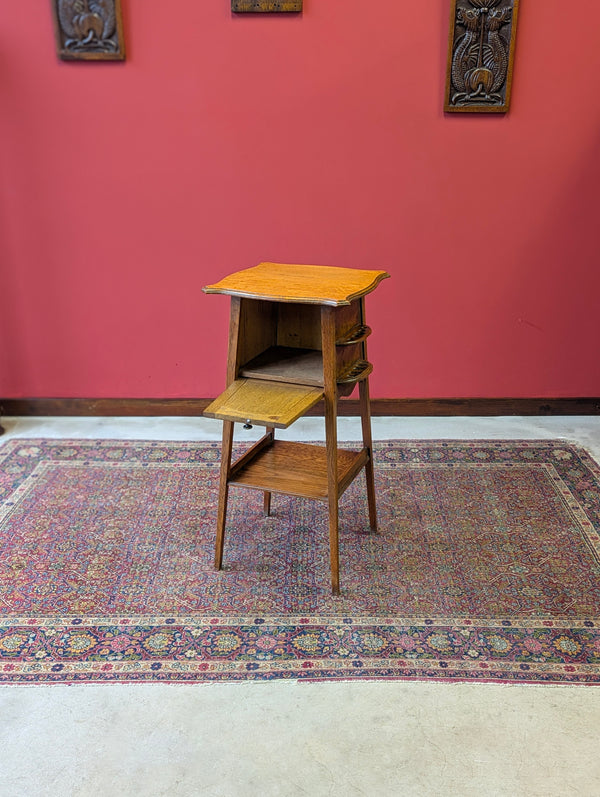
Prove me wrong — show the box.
[1,438,600,685]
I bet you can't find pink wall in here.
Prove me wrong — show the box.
[2,1,600,400]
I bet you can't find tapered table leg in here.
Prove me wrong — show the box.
[322,306,340,595]
[263,492,272,517]
[214,420,234,569]
[359,377,377,532]
[263,426,274,517]
[325,398,340,595]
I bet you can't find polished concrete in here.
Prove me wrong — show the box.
[1,415,600,797]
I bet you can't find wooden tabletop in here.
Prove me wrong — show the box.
[203,262,390,306]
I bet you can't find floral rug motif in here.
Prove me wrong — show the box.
[1,438,600,684]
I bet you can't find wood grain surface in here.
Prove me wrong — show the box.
[228,440,365,500]
[202,378,323,428]
[203,262,390,306]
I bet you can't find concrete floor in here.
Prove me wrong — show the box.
[1,415,600,797]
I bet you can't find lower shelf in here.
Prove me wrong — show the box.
[228,440,368,501]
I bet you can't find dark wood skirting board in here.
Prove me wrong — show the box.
[1,397,599,417]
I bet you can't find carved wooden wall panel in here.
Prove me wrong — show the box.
[51,0,125,61]
[445,0,519,113]
[232,1,302,12]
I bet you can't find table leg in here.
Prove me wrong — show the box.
[322,306,340,595]
[359,377,377,532]
[325,398,340,595]
[263,427,275,516]
[214,420,234,569]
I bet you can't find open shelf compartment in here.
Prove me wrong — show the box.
[240,346,323,386]
[240,346,373,391]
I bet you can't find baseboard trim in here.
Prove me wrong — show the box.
[1,397,599,417]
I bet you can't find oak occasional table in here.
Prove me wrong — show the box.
[203,262,389,595]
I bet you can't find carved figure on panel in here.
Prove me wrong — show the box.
[52,0,125,60]
[445,0,519,113]
[232,1,302,12]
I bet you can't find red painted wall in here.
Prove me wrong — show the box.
[2,1,600,400]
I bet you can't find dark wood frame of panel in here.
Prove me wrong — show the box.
[232,1,302,12]
[444,0,519,113]
[51,0,126,61]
